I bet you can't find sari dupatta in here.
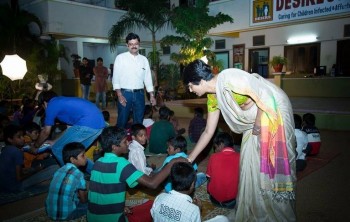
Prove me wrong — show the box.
[260,108,295,201]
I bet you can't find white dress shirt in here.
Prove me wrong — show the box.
[112,51,153,92]
[128,140,153,175]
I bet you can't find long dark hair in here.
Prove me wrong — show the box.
[183,59,214,85]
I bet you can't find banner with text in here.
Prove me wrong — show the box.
[250,0,350,26]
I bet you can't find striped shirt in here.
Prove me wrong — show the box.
[45,163,86,220]
[87,153,143,222]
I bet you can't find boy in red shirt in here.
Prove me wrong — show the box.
[206,132,240,209]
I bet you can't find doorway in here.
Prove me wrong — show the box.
[249,48,269,78]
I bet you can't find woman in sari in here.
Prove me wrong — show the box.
[183,60,296,221]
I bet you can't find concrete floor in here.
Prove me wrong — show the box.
[1,100,350,221]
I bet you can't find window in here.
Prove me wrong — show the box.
[162,46,171,55]
[253,35,265,46]
[285,43,320,74]
[215,39,226,49]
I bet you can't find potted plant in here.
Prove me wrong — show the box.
[270,55,287,72]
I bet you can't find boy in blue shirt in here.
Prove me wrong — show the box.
[158,136,206,192]
[46,142,88,221]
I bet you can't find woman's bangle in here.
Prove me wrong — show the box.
[187,157,192,163]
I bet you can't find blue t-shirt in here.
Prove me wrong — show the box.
[0,145,24,192]
[45,96,105,129]
[160,152,198,192]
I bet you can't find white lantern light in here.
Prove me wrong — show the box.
[0,54,28,81]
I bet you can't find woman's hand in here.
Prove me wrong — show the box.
[253,108,263,135]
[252,124,261,135]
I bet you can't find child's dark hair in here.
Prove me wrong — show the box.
[24,122,41,133]
[293,114,302,129]
[130,123,146,137]
[4,124,23,145]
[167,136,187,153]
[194,107,204,118]
[169,110,175,117]
[100,126,127,153]
[303,113,316,126]
[62,142,85,164]
[213,132,234,147]
[144,105,153,118]
[170,162,196,192]
[102,110,110,122]
[37,90,58,107]
[159,106,170,120]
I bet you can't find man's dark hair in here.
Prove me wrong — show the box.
[99,126,127,153]
[62,142,85,164]
[183,59,214,85]
[4,124,23,145]
[213,132,234,148]
[294,114,303,129]
[194,107,204,118]
[37,90,58,106]
[125,33,140,43]
[303,113,316,126]
[170,162,196,192]
[24,122,41,133]
[130,123,146,137]
[159,106,170,120]
[167,136,187,153]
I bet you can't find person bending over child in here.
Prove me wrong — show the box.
[46,142,88,220]
[128,123,155,175]
[206,132,240,209]
[157,135,206,193]
[87,126,186,222]
[0,124,58,193]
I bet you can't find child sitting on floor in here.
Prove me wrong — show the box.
[46,142,88,220]
[302,112,321,156]
[23,122,56,169]
[151,162,201,221]
[128,123,155,175]
[206,132,240,209]
[158,136,206,193]
[87,126,186,222]
[0,124,58,193]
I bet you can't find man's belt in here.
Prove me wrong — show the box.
[121,88,143,92]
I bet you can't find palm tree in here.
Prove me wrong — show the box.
[109,0,173,67]
[0,1,42,58]
[161,0,233,66]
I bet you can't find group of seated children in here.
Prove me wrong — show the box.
[293,112,322,171]
[46,125,233,221]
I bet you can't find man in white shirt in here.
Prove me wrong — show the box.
[112,33,156,128]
